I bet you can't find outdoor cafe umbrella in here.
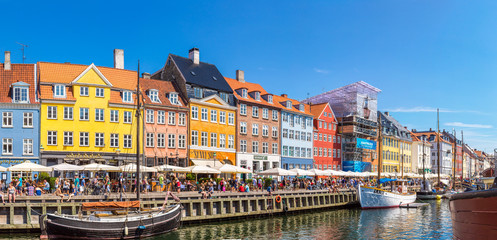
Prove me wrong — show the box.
[154,164,190,173]
[216,164,252,174]
[51,163,84,171]
[0,166,7,172]
[7,160,52,172]
[256,167,293,176]
[82,163,120,172]
[289,168,315,176]
[119,163,157,173]
[185,165,221,174]
[308,168,329,176]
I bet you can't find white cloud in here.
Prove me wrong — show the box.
[444,122,493,129]
[384,107,453,113]
[313,68,329,74]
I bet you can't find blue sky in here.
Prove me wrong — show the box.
[2,0,496,153]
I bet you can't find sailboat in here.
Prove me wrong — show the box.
[358,113,416,209]
[39,62,182,239]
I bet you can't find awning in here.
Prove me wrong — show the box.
[191,159,224,168]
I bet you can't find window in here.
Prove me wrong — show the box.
[168,134,176,148]
[324,134,327,142]
[252,106,259,117]
[282,112,288,122]
[96,88,104,98]
[299,104,304,112]
[307,148,312,158]
[241,89,248,98]
[219,111,226,124]
[228,113,235,125]
[301,148,306,157]
[178,113,186,125]
[146,133,154,147]
[47,106,57,119]
[286,101,292,109]
[201,132,208,146]
[289,115,294,127]
[124,134,132,148]
[252,124,259,135]
[148,90,159,102]
[262,125,269,136]
[156,133,165,148]
[272,143,278,154]
[319,121,322,129]
[95,109,104,121]
[79,132,89,147]
[333,136,336,143]
[110,110,119,122]
[124,111,132,123]
[337,149,340,158]
[123,91,133,103]
[240,104,247,115]
[333,149,337,158]
[307,133,312,141]
[219,134,226,148]
[295,131,300,141]
[267,95,273,103]
[146,110,154,123]
[240,122,247,134]
[283,146,288,156]
[191,131,198,146]
[323,148,327,157]
[314,133,318,140]
[23,112,33,128]
[252,141,259,153]
[64,107,73,120]
[262,108,268,119]
[191,106,198,120]
[272,110,278,120]
[79,108,89,121]
[47,131,57,145]
[80,86,89,96]
[329,123,332,129]
[329,149,332,157]
[12,87,29,103]
[262,142,268,153]
[110,134,120,148]
[2,138,13,155]
[201,108,208,121]
[54,84,66,98]
[210,110,217,123]
[319,148,322,156]
[194,87,203,98]
[338,136,341,143]
[283,129,288,138]
[95,133,104,147]
[289,146,294,157]
[210,133,217,147]
[289,130,294,139]
[169,93,179,104]
[178,135,186,148]
[255,92,261,101]
[0,113,11,129]
[219,92,229,103]
[319,134,322,141]
[314,147,318,156]
[168,112,176,125]
[23,139,33,155]
[240,140,247,153]
[228,135,234,149]
[272,127,278,138]
[328,134,332,142]
[295,147,300,157]
[63,131,73,146]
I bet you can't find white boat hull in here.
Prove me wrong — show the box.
[358,185,416,209]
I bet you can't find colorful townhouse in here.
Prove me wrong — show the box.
[0,52,40,181]
[378,111,412,175]
[225,70,281,175]
[38,50,143,167]
[442,130,463,177]
[141,75,189,167]
[152,48,237,167]
[410,132,432,175]
[275,94,313,170]
[310,103,342,170]
[412,130,453,176]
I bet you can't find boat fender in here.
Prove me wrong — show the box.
[138,225,146,230]
[275,195,282,203]
[436,195,442,200]
[124,225,128,236]
[283,206,289,212]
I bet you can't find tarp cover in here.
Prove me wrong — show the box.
[82,201,140,211]
[378,178,397,184]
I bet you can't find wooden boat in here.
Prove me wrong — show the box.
[416,180,445,200]
[40,202,181,239]
[358,184,416,209]
[449,178,497,240]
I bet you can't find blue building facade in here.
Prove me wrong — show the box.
[0,61,40,182]
[275,95,314,170]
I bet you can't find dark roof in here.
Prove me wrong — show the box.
[170,54,233,93]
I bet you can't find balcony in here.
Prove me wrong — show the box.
[341,116,378,128]
[341,125,377,137]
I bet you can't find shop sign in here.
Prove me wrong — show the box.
[190,149,216,159]
[240,160,247,165]
[65,153,103,159]
[253,155,268,160]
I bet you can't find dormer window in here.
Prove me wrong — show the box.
[169,92,179,105]
[241,89,248,98]
[219,92,228,103]
[54,84,66,98]
[299,104,304,112]
[286,101,292,109]
[12,87,29,103]
[149,90,160,103]
[194,87,203,98]
[255,91,260,101]
[123,91,133,103]
[267,95,273,103]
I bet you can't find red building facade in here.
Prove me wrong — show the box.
[311,103,342,170]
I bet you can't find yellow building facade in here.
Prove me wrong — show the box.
[188,95,237,166]
[38,63,142,166]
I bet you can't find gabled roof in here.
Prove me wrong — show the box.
[140,78,188,108]
[71,63,113,87]
[411,131,451,145]
[309,102,337,122]
[169,54,233,93]
[0,63,37,103]
[225,77,279,109]
[272,94,312,116]
[190,94,237,110]
[379,111,412,142]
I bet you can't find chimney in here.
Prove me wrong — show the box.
[429,128,432,131]
[384,111,389,116]
[236,70,245,82]
[114,49,124,69]
[142,72,151,79]
[4,51,11,71]
[281,94,287,98]
[189,48,199,64]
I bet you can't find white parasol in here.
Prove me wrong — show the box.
[120,163,157,173]
[82,163,120,172]
[154,164,190,173]
[51,163,85,171]
[184,165,221,174]
[289,168,315,176]
[7,160,52,172]
[256,167,294,176]
[216,164,252,174]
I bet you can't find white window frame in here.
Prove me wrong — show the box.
[219,111,226,124]
[255,92,261,101]
[168,112,176,125]
[219,134,226,148]
[252,141,259,153]
[47,106,57,120]
[241,89,248,98]
[157,111,165,124]
[54,84,66,98]
[178,135,186,148]
[95,108,104,122]
[228,113,235,125]
[23,112,33,128]
[168,134,175,148]
[80,86,89,96]
[210,110,217,123]
[262,108,268,119]
[252,123,259,136]
[169,92,179,105]
[96,88,105,98]
[262,142,268,154]
[157,133,165,148]
[79,132,89,147]
[23,139,33,155]
[2,138,13,155]
[146,133,154,147]
[201,108,208,121]
[228,135,234,149]
[110,110,119,123]
[201,132,208,147]
[110,133,119,148]
[240,140,247,153]
[146,110,155,123]
[262,125,269,137]
[63,107,73,120]
[2,112,12,128]
[272,127,278,138]
[191,131,198,146]
[252,106,259,118]
[123,91,133,103]
[240,104,247,115]
[148,90,159,103]
[80,108,89,121]
[124,134,132,148]
[191,106,198,120]
[95,133,105,147]
[210,133,217,148]
[272,143,278,154]
[124,111,132,124]
[240,122,247,134]
[47,131,57,146]
[63,131,73,146]
[179,113,186,126]
[12,86,29,103]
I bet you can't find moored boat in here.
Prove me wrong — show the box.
[358,185,416,209]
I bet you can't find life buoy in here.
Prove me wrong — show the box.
[275,195,282,203]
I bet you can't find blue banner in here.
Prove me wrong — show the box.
[342,161,371,172]
[356,138,377,150]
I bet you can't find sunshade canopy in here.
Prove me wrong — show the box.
[8,160,52,172]
[257,167,293,176]
[51,163,85,171]
[82,163,120,172]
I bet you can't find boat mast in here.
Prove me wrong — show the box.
[422,136,426,184]
[136,61,141,201]
[437,108,441,187]
[452,129,456,190]
[461,131,464,180]
[401,141,404,179]
[377,114,382,185]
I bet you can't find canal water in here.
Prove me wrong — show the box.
[1,199,452,240]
